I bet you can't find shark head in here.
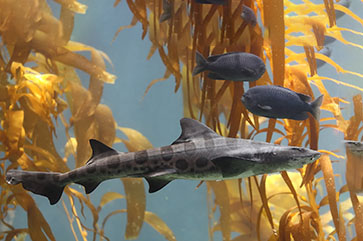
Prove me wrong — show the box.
[261,145,321,170]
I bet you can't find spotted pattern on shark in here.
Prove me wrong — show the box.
[5,118,320,205]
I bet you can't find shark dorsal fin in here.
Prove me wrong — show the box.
[172,118,219,145]
[87,139,118,164]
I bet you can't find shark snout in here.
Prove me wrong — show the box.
[310,151,321,162]
[302,150,320,165]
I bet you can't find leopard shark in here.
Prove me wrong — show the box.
[6,118,320,205]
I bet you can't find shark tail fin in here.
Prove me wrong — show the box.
[6,170,65,205]
[192,51,208,76]
[310,95,324,120]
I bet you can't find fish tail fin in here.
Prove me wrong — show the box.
[6,170,65,205]
[310,94,324,120]
[160,12,171,22]
[192,51,208,76]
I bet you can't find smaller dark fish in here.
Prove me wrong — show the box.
[324,36,336,45]
[316,46,332,68]
[335,0,351,19]
[192,51,266,82]
[160,0,172,22]
[345,141,363,155]
[241,85,324,120]
[241,5,257,26]
[195,0,226,5]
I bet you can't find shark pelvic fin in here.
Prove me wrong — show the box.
[145,169,176,193]
[145,177,172,193]
[88,139,118,164]
[172,118,219,144]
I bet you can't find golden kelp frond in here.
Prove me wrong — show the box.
[101,209,176,241]
[211,173,323,240]
[118,127,148,239]
[0,1,173,241]
[8,185,56,241]
[9,63,64,132]
[0,0,115,84]
[53,0,88,14]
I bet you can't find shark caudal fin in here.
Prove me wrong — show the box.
[6,170,65,205]
[310,95,324,120]
[192,51,208,76]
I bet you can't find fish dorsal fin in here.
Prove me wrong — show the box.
[296,92,312,102]
[88,139,118,164]
[172,118,219,145]
[207,52,238,62]
[277,85,312,102]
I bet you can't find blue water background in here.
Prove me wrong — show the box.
[10,0,363,240]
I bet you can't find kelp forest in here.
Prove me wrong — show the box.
[1,0,363,240]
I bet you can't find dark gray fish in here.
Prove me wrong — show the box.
[344,140,363,193]
[195,0,226,5]
[316,46,332,68]
[335,0,351,19]
[192,51,266,82]
[241,85,324,120]
[345,141,363,155]
[324,36,336,45]
[241,5,257,26]
[160,0,172,22]
[6,118,320,205]
[323,0,351,45]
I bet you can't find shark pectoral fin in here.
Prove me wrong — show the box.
[145,177,172,193]
[211,157,255,178]
[76,179,102,194]
[87,139,119,164]
[257,104,272,111]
